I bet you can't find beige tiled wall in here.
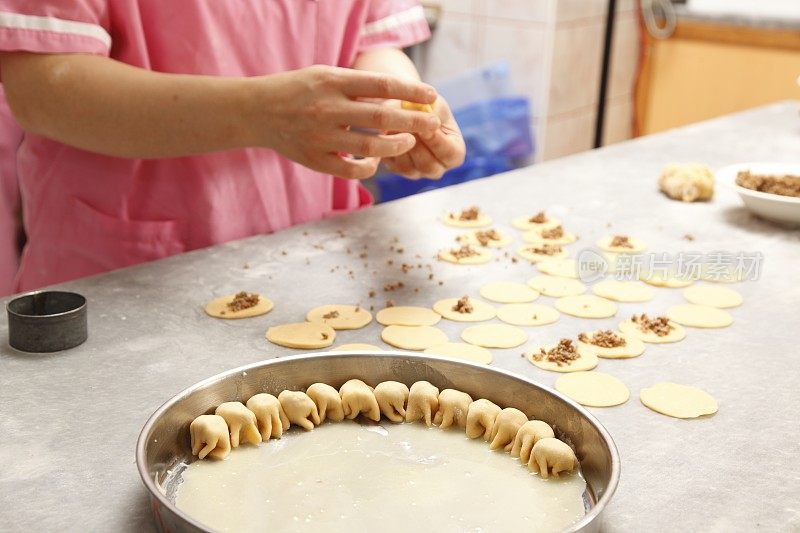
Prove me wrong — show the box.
[418,0,640,162]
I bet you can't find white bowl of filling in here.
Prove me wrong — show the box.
[716,162,800,226]
[137,352,619,533]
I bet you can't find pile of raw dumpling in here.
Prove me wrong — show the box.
[190,379,578,479]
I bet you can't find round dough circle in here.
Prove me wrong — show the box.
[266,322,336,349]
[496,303,560,326]
[640,382,718,419]
[511,214,561,231]
[456,228,512,248]
[537,258,579,279]
[441,211,492,228]
[376,306,441,327]
[205,293,274,319]
[438,246,493,265]
[306,304,372,330]
[527,275,586,297]
[577,330,645,358]
[517,245,568,263]
[591,280,654,303]
[619,317,686,343]
[527,344,598,373]
[521,228,578,245]
[479,281,540,303]
[381,325,448,351]
[330,343,383,352]
[640,271,694,288]
[683,285,742,308]
[666,304,733,328]
[555,372,630,407]
[596,235,647,253]
[432,297,496,322]
[461,324,528,349]
[699,264,745,283]
[555,295,617,318]
[423,342,493,364]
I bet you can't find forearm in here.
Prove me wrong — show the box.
[1,52,263,159]
[352,48,421,81]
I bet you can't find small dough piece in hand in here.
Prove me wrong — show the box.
[306,383,345,423]
[555,371,630,407]
[555,295,617,318]
[266,322,335,349]
[190,415,231,460]
[511,420,555,463]
[489,408,528,451]
[339,379,380,422]
[596,235,647,253]
[434,389,473,429]
[306,304,372,330]
[381,325,448,350]
[374,381,410,423]
[205,292,274,319]
[682,285,742,309]
[278,390,320,430]
[530,438,578,478]
[424,342,493,364]
[405,381,440,427]
[479,281,539,303]
[376,306,441,326]
[441,207,492,228]
[496,303,560,327]
[640,382,718,418]
[666,304,733,328]
[438,244,493,265]
[214,402,262,448]
[246,393,289,440]
[466,398,501,440]
[658,163,714,202]
[461,323,528,348]
[527,275,586,297]
[592,280,654,303]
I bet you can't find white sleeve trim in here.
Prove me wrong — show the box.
[0,10,111,49]
[361,5,426,38]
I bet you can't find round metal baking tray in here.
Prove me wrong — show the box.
[136,352,620,532]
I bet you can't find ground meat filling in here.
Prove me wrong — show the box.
[533,338,580,367]
[452,295,474,314]
[450,206,481,221]
[632,314,673,337]
[451,245,481,259]
[528,211,548,224]
[541,225,564,239]
[736,170,800,198]
[475,229,501,246]
[525,244,563,256]
[609,235,633,249]
[322,310,340,319]
[579,330,626,348]
[227,291,260,312]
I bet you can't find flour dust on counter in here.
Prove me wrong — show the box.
[175,421,587,533]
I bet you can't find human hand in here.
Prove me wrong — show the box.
[256,65,440,179]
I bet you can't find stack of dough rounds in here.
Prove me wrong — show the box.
[438,245,493,265]
[331,343,383,352]
[205,293,274,319]
[456,228,512,248]
[619,317,686,343]
[479,281,539,303]
[555,372,630,407]
[596,235,647,253]
[591,280,654,303]
[683,285,742,308]
[496,303,560,326]
[511,213,560,230]
[527,275,586,297]
[441,210,492,228]
[640,382,718,418]
[537,258,579,279]
[521,227,578,245]
[461,324,528,348]
[306,304,372,330]
[527,343,598,372]
[266,322,335,349]
[640,271,693,288]
[555,295,617,318]
[381,325,448,350]
[423,342,493,364]
[376,306,441,326]
[432,297,496,322]
[577,330,645,358]
[666,304,733,328]
[517,245,568,263]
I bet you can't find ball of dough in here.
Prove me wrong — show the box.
[373,381,410,423]
[658,163,714,202]
[511,420,555,463]
[405,381,440,427]
[246,393,289,441]
[433,389,473,429]
[339,379,380,422]
[306,383,345,423]
[278,390,320,430]
[190,414,231,460]
[466,398,501,440]
[214,401,262,448]
[489,407,529,451]
[530,437,578,479]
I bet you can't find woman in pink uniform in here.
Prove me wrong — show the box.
[0,1,465,292]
